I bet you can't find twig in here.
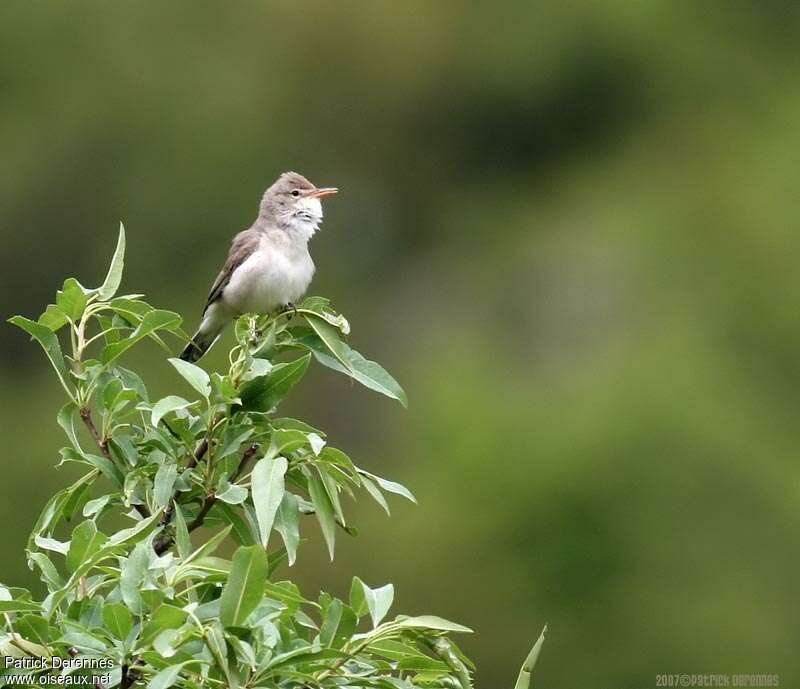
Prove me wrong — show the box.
[78,407,107,454]
[230,443,260,482]
[120,660,143,689]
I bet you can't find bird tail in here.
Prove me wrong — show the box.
[180,306,227,362]
[179,328,220,362]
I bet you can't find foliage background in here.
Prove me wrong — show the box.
[1,2,799,687]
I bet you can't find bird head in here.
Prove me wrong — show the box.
[259,171,337,237]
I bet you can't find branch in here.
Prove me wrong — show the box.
[79,407,150,519]
[120,660,143,689]
[78,407,107,454]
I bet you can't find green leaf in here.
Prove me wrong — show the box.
[28,552,62,589]
[82,494,111,519]
[107,296,153,324]
[34,535,69,555]
[513,625,547,689]
[352,578,394,628]
[56,402,82,450]
[27,471,97,552]
[61,478,93,523]
[361,475,390,515]
[147,661,202,689]
[152,628,180,658]
[168,357,211,398]
[153,462,178,509]
[0,600,43,614]
[66,520,108,572]
[98,223,126,301]
[349,577,368,618]
[367,639,432,662]
[173,503,192,559]
[298,334,407,407]
[319,599,357,649]
[274,492,300,566]
[182,525,232,565]
[394,615,473,634]
[102,310,182,364]
[102,603,133,640]
[150,395,193,427]
[303,312,354,374]
[361,470,417,503]
[397,656,450,672]
[140,603,188,645]
[56,278,90,321]
[319,466,345,525]
[15,615,51,646]
[266,429,308,460]
[205,621,233,685]
[59,448,124,488]
[216,481,248,505]
[219,545,269,627]
[216,426,254,461]
[38,303,69,331]
[120,541,151,615]
[8,316,74,398]
[307,470,336,560]
[209,503,256,547]
[239,354,311,412]
[108,513,161,547]
[251,456,287,547]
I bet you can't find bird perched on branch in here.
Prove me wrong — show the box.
[180,171,337,362]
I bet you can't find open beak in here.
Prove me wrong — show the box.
[308,187,338,199]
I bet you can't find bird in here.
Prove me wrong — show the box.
[180,171,337,362]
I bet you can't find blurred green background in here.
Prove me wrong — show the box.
[2,1,800,687]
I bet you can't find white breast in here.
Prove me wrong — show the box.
[222,235,315,315]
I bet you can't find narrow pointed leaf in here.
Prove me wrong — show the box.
[361,471,417,503]
[361,475,390,515]
[153,463,178,509]
[275,492,300,566]
[150,395,193,427]
[303,313,354,374]
[8,316,74,398]
[98,223,126,300]
[394,615,473,633]
[0,601,43,614]
[219,545,268,627]
[307,470,336,560]
[513,625,547,689]
[173,503,191,559]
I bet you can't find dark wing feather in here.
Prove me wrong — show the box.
[203,229,262,313]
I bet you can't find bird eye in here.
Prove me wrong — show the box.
[291,190,300,197]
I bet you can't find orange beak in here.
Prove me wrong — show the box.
[308,187,338,199]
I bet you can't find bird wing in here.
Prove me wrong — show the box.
[203,229,262,314]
